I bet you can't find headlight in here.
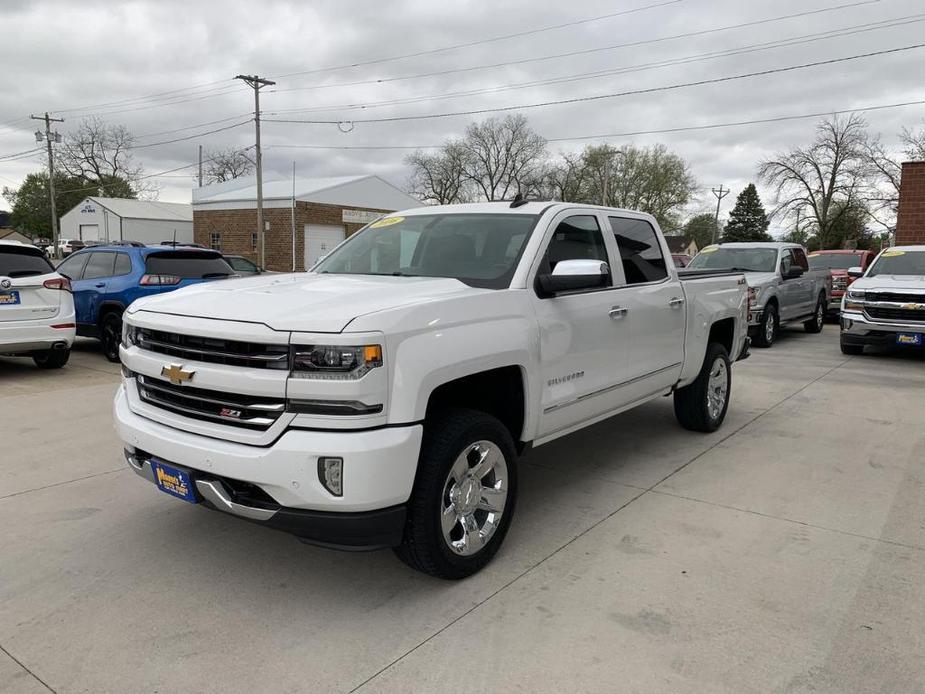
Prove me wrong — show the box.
[122,322,137,348]
[844,289,865,312]
[291,344,383,380]
[747,286,760,308]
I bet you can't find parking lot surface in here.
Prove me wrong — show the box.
[1,329,924,693]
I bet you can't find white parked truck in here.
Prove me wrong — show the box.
[839,245,925,354]
[115,202,750,578]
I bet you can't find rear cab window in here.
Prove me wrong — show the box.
[0,245,55,278]
[144,251,234,279]
[609,217,668,284]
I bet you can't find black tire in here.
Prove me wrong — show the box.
[100,312,122,363]
[753,303,777,348]
[674,343,731,433]
[394,408,518,580]
[32,347,70,369]
[840,338,864,356]
[804,294,826,333]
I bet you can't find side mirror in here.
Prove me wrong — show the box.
[847,266,864,278]
[537,259,609,297]
[783,265,804,280]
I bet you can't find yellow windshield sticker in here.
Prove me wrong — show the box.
[370,216,404,228]
[881,250,905,257]
[701,245,719,253]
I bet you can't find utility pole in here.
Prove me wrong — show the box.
[235,74,275,269]
[711,185,730,244]
[31,113,64,259]
[198,144,203,187]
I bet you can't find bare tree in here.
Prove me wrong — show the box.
[58,117,151,198]
[861,121,925,225]
[759,115,873,248]
[458,114,548,200]
[406,143,469,204]
[203,147,254,184]
[542,151,589,202]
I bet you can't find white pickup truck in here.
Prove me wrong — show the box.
[115,202,749,578]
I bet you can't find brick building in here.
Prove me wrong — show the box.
[192,175,420,271]
[895,161,925,246]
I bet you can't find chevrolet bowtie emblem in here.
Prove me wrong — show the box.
[901,303,925,311]
[161,363,195,385]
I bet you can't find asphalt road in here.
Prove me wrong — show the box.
[1,329,923,693]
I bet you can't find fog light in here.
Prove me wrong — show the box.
[318,457,343,496]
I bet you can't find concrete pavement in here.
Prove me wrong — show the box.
[1,330,923,693]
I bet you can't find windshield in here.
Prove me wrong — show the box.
[808,252,864,271]
[867,250,925,277]
[0,247,55,277]
[687,247,778,273]
[313,213,538,289]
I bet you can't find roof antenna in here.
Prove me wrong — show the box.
[510,192,528,208]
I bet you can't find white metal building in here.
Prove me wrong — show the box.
[59,197,194,245]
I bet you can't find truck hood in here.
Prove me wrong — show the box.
[742,271,779,288]
[128,272,485,332]
[850,275,925,291]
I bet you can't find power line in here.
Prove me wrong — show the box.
[264,43,925,126]
[51,79,237,116]
[128,119,253,149]
[272,0,687,79]
[134,113,253,140]
[0,147,44,162]
[267,14,925,117]
[271,0,881,94]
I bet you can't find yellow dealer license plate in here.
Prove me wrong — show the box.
[0,291,21,305]
[151,459,199,504]
[896,333,923,347]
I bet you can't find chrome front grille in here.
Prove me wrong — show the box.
[136,328,289,370]
[864,292,925,304]
[832,276,848,290]
[137,374,285,430]
[865,306,925,323]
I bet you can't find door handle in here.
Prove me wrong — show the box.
[94,283,106,288]
[668,297,685,308]
[609,306,629,319]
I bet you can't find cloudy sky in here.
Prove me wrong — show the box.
[2,0,924,229]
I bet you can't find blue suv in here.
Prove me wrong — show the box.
[56,246,235,361]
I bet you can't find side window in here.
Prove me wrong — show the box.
[542,215,609,273]
[113,252,133,276]
[57,253,89,280]
[792,248,809,271]
[609,217,668,284]
[82,252,117,280]
[780,249,794,274]
[210,232,222,252]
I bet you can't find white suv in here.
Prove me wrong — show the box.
[0,240,76,368]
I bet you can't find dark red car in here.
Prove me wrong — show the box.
[807,249,877,316]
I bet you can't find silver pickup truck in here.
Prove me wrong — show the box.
[688,242,831,347]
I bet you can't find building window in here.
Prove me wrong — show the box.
[210,232,222,251]
[251,232,258,250]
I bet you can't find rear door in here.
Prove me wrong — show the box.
[608,216,685,395]
[0,245,60,322]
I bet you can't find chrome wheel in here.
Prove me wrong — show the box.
[815,303,824,330]
[440,440,508,556]
[764,312,775,344]
[706,357,728,421]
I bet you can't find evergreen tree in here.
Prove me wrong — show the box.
[722,184,771,242]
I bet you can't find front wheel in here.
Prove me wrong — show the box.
[753,303,777,348]
[395,409,518,579]
[804,295,825,333]
[674,343,731,433]
[100,312,122,363]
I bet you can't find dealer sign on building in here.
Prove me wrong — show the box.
[342,209,382,225]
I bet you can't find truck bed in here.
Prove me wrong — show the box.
[677,268,746,281]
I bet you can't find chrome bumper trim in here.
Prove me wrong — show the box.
[194,479,278,521]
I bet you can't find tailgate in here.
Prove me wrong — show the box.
[0,274,62,322]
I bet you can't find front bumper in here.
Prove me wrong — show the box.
[114,387,423,548]
[840,311,925,347]
[828,290,845,313]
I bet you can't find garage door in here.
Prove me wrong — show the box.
[79,224,100,241]
[305,224,345,269]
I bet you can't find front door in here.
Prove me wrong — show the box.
[72,251,116,329]
[779,249,810,320]
[608,215,685,398]
[532,212,629,439]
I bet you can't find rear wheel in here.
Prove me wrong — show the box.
[100,312,122,363]
[674,343,731,433]
[804,294,825,333]
[32,347,70,369]
[395,408,517,579]
[753,303,777,348]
